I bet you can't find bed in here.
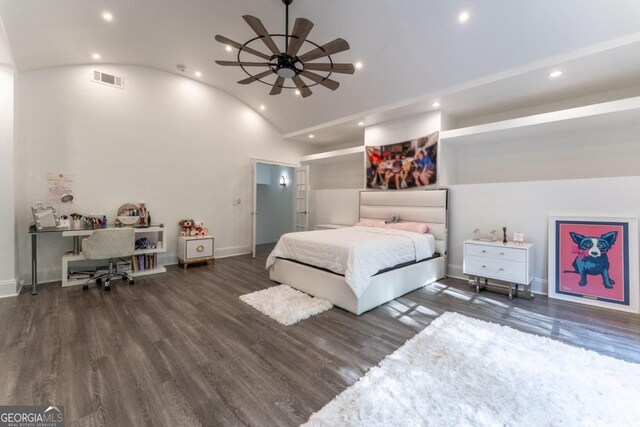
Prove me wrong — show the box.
[267,189,448,315]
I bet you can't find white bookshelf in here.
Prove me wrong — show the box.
[61,226,167,287]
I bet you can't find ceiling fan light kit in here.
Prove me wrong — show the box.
[214,0,354,98]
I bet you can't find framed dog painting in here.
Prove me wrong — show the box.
[548,216,639,314]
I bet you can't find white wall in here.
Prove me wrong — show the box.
[15,64,312,283]
[309,189,361,228]
[256,163,294,244]
[309,159,364,190]
[448,176,640,294]
[452,123,640,184]
[0,18,17,297]
[0,64,17,296]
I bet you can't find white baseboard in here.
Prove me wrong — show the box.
[447,264,548,295]
[0,279,19,298]
[215,246,251,259]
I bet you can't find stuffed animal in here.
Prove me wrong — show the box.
[179,219,195,237]
[193,220,206,237]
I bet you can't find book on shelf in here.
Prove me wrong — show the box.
[130,253,158,272]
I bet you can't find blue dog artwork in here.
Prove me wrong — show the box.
[554,219,631,307]
[565,231,617,288]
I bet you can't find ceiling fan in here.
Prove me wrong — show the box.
[214,0,355,98]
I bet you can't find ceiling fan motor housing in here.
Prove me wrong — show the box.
[275,53,300,78]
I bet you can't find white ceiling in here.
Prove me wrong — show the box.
[2,0,640,138]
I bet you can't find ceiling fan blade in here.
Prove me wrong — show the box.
[270,77,285,95]
[292,75,312,98]
[301,70,339,91]
[298,38,350,63]
[238,70,274,85]
[243,15,281,55]
[215,35,272,60]
[303,63,355,74]
[215,60,271,67]
[287,18,314,56]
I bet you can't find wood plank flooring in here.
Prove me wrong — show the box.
[0,244,639,426]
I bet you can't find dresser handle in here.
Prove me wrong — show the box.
[500,252,505,255]
[499,268,504,271]
[482,265,486,268]
[482,250,487,253]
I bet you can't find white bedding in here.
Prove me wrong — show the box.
[266,226,436,298]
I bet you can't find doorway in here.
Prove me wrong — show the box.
[251,162,294,258]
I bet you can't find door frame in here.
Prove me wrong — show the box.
[250,157,300,258]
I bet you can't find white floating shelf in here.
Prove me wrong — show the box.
[441,96,640,145]
[301,145,364,165]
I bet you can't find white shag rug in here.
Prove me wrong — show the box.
[304,312,640,427]
[240,284,333,326]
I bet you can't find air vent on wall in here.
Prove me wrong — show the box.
[92,69,125,89]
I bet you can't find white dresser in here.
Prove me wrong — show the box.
[463,240,534,299]
[178,235,215,269]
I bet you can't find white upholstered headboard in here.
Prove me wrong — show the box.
[359,189,448,256]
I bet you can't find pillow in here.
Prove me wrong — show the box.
[355,218,387,228]
[355,218,430,234]
[385,221,430,234]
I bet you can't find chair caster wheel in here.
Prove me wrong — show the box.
[129,279,135,286]
[104,281,111,292]
[122,276,128,282]
[96,278,102,286]
[82,285,88,291]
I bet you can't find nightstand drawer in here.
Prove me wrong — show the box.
[465,243,526,262]
[464,255,527,284]
[186,238,213,259]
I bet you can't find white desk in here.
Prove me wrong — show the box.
[28,225,167,293]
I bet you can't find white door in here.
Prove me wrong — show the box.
[251,159,258,258]
[294,166,309,232]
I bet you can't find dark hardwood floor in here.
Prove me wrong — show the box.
[1,244,639,426]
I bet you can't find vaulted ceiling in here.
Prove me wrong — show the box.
[1,0,640,136]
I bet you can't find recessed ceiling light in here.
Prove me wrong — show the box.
[459,11,470,23]
[357,121,365,126]
[102,12,113,22]
[308,134,315,139]
[92,53,101,60]
[432,101,441,108]
[295,89,301,96]
[549,70,563,78]
[225,45,233,52]
[260,105,266,111]
[355,62,363,70]
[194,71,202,77]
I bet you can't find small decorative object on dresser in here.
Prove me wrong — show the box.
[463,240,535,300]
[178,235,215,269]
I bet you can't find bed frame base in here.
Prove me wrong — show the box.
[269,256,446,315]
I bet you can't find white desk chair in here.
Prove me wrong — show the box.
[82,228,135,292]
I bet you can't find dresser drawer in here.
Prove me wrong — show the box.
[465,243,526,262]
[186,238,213,259]
[464,255,527,284]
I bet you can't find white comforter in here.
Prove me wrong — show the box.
[266,226,436,298]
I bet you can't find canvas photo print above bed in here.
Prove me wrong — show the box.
[366,131,438,190]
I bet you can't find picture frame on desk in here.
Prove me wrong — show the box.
[548,216,639,314]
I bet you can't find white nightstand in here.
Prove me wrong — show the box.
[178,235,215,269]
[314,224,351,231]
[463,240,534,299]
